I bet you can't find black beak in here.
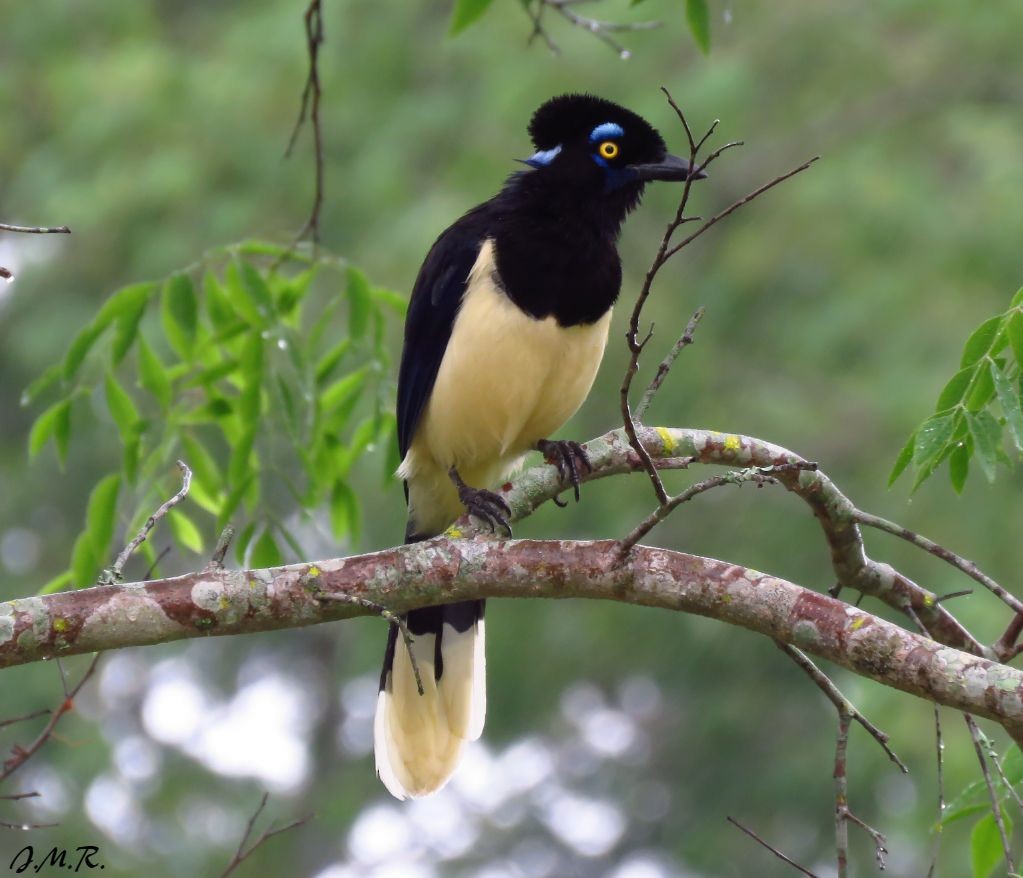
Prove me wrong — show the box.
[629,153,706,183]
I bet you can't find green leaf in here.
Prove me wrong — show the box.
[686,0,711,53]
[321,367,368,415]
[888,430,915,486]
[39,570,73,596]
[29,398,71,459]
[346,267,373,340]
[315,338,352,385]
[1003,745,1023,785]
[913,413,955,468]
[70,531,99,589]
[85,473,121,559]
[63,322,107,381]
[21,363,63,408]
[965,361,995,411]
[137,336,173,410]
[949,441,970,493]
[123,436,141,484]
[991,360,1023,452]
[105,371,140,440]
[204,271,236,330]
[936,366,976,411]
[250,529,283,569]
[967,410,1002,482]
[234,521,257,566]
[961,315,1004,368]
[181,434,223,498]
[1008,312,1023,369]
[1011,288,1023,308]
[228,427,257,487]
[238,333,264,424]
[330,479,361,541]
[161,274,198,360]
[449,0,496,35]
[972,811,1012,878]
[168,509,204,554]
[93,281,155,329]
[108,284,154,365]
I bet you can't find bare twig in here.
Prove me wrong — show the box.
[634,306,705,421]
[220,792,312,878]
[284,0,325,245]
[142,545,172,582]
[777,643,906,773]
[206,525,236,572]
[521,0,560,54]
[0,224,70,235]
[0,222,71,282]
[854,509,1023,619]
[0,792,39,802]
[617,462,817,558]
[316,594,425,697]
[965,714,1016,871]
[534,0,661,58]
[0,654,100,786]
[0,710,50,731]
[0,818,58,830]
[104,460,192,583]
[726,816,820,877]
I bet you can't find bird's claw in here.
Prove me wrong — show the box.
[449,467,512,535]
[537,439,592,503]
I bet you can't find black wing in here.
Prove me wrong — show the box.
[396,204,494,464]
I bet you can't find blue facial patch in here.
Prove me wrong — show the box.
[589,121,624,142]
[524,145,562,168]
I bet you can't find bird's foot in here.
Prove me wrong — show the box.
[448,467,512,535]
[537,439,592,504]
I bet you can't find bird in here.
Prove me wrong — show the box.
[374,93,704,799]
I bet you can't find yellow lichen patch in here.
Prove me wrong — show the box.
[307,566,321,578]
[219,596,230,610]
[655,427,676,454]
[444,525,464,539]
[53,617,68,633]
[850,616,868,631]
[723,434,742,454]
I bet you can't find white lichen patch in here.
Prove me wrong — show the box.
[191,575,259,625]
[963,663,990,699]
[0,608,13,646]
[79,592,182,649]
[792,619,821,648]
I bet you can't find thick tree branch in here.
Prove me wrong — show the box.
[5,535,1023,744]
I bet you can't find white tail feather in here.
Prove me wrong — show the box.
[375,619,486,799]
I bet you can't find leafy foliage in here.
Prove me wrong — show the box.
[941,742,1023,877]
[25,241,405,589]
[890,288,1023,492]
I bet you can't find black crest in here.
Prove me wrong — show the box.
[528,93,666,157]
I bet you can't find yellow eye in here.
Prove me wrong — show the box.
[598,141,620,160]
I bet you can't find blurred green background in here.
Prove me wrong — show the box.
[2,0,1022,875]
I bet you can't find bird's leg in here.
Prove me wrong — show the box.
[448,467,512,535]
[536,439,593,503]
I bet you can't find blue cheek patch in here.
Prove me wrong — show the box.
[589,121,625,142]
[591,154,636,192]
[524,145,562,168]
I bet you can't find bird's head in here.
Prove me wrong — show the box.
[522,93,704,201]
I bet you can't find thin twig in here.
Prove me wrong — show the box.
[635,306,705,421]
[521,0,560,54]
[0,792,39,802]
[284,0,325,245]
[538,0,661,58]
[617,462,817,558]
[104,460,192,583]
[220,792,312,878]
[0,818,58,830]
[0,710,50,731]
[142,545,172,582]
[854,509,1023,618]
[206,525,236,572]
[726,816,820,877]
[0,223,71,282]
[965,714,1016,871]
[0,224,70,235]
[317,594,425,696]
[663,156,821,261]
[777,642,907,772]
[0,655,100,785]
[776,643,893,874]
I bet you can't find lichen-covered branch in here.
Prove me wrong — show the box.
[4,535,1023,744]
